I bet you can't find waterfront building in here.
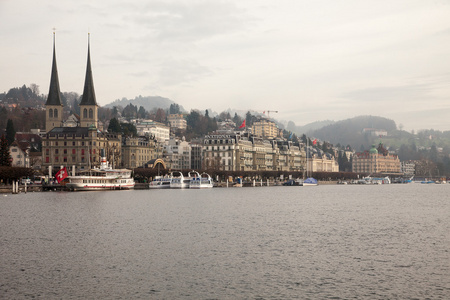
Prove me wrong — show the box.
[42,34,122,173]
[202,132,306,172]
[310,152,340,172]
[121,136,157,168]
[163,137,191,170]
[9,141,30,168]
[42,126,122,171]
[401,160,416,177]
[352,143,401,175]
[190,141,203,170]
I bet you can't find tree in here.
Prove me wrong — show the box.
[108,118,121,133]
[138,106,147,119]
[0,135,12,166]
[6,119,15,146]
[169,103,180,114]
[120,123,137,137]
[155,108,166,123]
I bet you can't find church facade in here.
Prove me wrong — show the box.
[41,34,122,174]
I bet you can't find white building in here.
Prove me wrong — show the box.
[163,137,191,170]
[135,119,170,142]
[9,141,30,168]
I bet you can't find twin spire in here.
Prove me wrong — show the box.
[45,32,97,107]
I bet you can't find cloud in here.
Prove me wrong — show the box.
[157,58,213,86]
[340,84,433,104]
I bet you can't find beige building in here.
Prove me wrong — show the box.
[252,118,279,139]
[352,144,401,175]
[42,127,122,172]
[203,132,306,172]
[167,114,187,130]
[121,136,158,168]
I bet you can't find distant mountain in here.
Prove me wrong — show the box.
[104,96,185,112]
[311,115,397,149]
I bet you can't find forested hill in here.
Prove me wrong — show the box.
[312,115,397,149]
[104,95,185,112]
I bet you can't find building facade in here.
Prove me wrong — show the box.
[352,144,401,175]
[202,132,307,172]
[167,114,187,130]
[252,118,279,139]
[135,120,170,142]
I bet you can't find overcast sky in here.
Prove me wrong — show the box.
[1,0,450,131]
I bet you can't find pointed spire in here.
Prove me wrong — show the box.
[45,31,62,106]
[80,33,98,106]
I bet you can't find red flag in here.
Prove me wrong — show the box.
[239,120,246,129]
[312,139,317,145]
[55,167,68,183]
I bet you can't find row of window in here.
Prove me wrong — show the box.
[45,149,96,155]
[45,156,95,163]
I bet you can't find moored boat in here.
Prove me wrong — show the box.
[66,154,135,191]
[149,175,172,189]
[189,171,214,189]
[170,171,191,189]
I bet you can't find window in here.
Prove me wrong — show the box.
[89,108,93,119]
[73,141,75,146]
[49,109,53,118]
[11,148,17,152]
[46,149,49,155]
[83,108,88,118]
[64,149,67,154]
[64,157,67,162]
[72,149,76,154]
[55,149,59,154]
[54,109,58,118]
[81,149,85,155]
[55,157,59,162]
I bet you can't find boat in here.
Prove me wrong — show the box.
[149,175,172,189]
[66,152,135,191]
[189,171,214,189]
[170,171,191,189]
[303,177,318,186]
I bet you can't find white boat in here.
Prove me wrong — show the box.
[189,171,214,189]
[149,175,172,189]
[170,171,191,189]
[66,155,135,191]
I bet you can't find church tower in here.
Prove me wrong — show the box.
[79,33,99,128]
[45,32,63,132]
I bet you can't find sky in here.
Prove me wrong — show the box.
[1,0,450,131]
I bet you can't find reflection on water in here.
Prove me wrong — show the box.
[1,185,449,299]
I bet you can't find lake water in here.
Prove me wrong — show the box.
[1,184,449,299]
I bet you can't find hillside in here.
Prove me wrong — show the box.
[311,115,397,149]
[104,95,185,112]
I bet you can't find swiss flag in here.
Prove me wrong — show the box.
[55,167,68,183]
[312,139,317,145]
[239,120,246,129]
